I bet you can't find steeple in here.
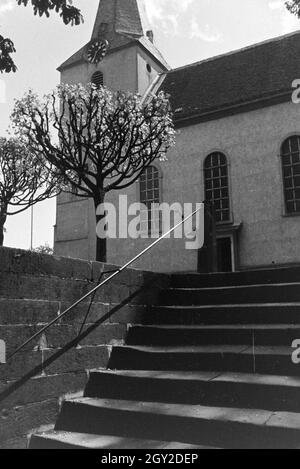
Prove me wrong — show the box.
[91,0,154,46]
[58,0,169,74]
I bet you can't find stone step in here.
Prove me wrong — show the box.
[160,284,300,306]
[145,304,300,325]
[108,345,300,375]
[29,431,206,449]
[126,324,300,346]
[171,266,300,288]
[54,397,300,448]
[26,265,300,449]
[85,369,300,412]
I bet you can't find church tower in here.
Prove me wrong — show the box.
[57,0,169,95]
[54,0,169,260]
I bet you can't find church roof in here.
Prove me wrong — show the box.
[91,0,143,44]
[159,30,300,126]
[114,0,148,37]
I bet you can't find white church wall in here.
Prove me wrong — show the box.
[55,88,300,271]
[160,99,300,270]
[106,98,300,272]
[197,100,300,269]
[61,45,139,92]
[137,48,161,96]
[105,172,199,273]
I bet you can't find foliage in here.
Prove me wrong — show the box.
[0,137,59,215]
[0,137,60,245]
[33,242,54,255]
[17,0,82,24]
[285,0,300,17]
[0,36,17,73]
[0,0,82,73]
[11,84,175,197]
[11,83,175,260]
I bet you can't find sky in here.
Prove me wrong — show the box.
[0,0,300,251]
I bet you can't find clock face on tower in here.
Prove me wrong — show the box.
[87,39,109,64]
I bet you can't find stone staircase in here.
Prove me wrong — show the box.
[30,267,300,449]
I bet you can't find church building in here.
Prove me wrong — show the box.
[54,0,300,273]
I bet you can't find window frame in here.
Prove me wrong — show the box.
[281,135,300,217]
[203,151,232,225]
[138,165,163,237]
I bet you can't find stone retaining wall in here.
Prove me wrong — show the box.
[0,247,170,448]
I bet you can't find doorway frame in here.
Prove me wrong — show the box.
[216,223,242,272]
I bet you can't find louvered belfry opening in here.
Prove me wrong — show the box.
[91,71,104,88]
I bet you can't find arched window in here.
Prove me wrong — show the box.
[281,136,300,214]
[204,152,230,223]
[91,71,104,88]
[140,165,161,234]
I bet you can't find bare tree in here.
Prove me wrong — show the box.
[1,0,82,73]
[0,137,59,246]
[12,84,175,261]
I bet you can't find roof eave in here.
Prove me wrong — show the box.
[136,41,170,71]
[173,90,293,128]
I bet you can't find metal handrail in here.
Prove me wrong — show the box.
[8,204,203,361]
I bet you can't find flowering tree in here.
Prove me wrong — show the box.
[0,137,59,246]
[34,243,54,255]
[12,84,175,261]
[0,0,82,73]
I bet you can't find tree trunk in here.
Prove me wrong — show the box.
[94,193,107,263]
[0,210,7,247]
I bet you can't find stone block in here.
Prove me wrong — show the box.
[0,372,87,409]
[44,345,110,376]
[0,399,58,442]
[0,299,60,325]
[0,351,42,381]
